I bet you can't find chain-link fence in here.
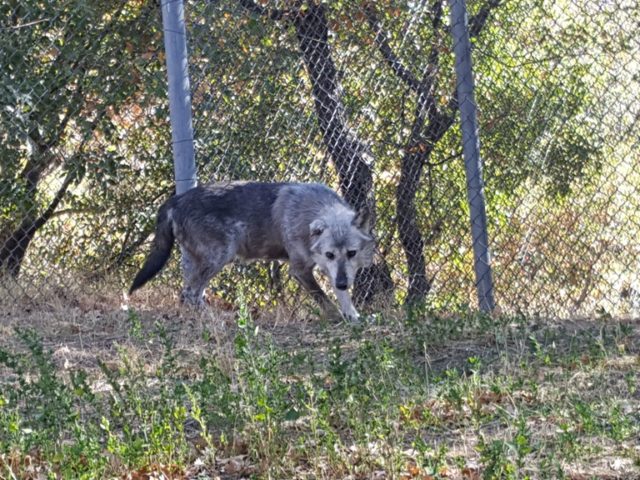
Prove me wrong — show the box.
[1,0,639,318]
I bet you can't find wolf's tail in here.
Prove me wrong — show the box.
[129,202,175,294]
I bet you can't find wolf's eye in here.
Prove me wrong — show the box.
[347,250,357,259]
[325,252,335,260]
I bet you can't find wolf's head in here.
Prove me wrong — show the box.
[309,205,375,291]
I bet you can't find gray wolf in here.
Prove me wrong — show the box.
[129,181,375,321]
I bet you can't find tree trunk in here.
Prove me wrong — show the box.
[396,150,431,303]
[0,141,50,277]
[0,169,75,277]
[294,3,394,305]
[396,110,456,304]
[0,222,37,277]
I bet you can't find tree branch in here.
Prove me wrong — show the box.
[419,0,445,131]
[29,127,98,233]
[364,4,421,92]
[31,168,76,233]
[433,0,500,134]
[17,0,133,194]
[237,0,292,21]
[365,0,445,130]
[468,0,501,39]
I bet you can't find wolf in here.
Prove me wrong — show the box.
[129,181,375,321]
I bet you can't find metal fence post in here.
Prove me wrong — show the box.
[448,0,495,312]
[161,0,197,285]
[161,0,197,195]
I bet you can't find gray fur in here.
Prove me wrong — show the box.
[129,181,375,321]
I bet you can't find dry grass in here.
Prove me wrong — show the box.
[1,283,639,479]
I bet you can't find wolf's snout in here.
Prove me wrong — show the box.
[336,264,348,291]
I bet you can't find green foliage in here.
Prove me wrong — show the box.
[0,329,108,477]
[1,0,638,314]
[0,329,75,440]
[0,311,639,477]
[0,0,171,279]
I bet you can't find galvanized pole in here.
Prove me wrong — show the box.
[161,0,197,195]
[448,0,495,312]
[161,0,198,287]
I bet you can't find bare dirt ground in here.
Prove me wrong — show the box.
[2,285,638,379]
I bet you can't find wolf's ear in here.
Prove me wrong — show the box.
[352,209,371,233]
[310,219,326,238]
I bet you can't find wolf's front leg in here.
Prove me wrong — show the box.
[332,287,360,322]
[290,263,341,320]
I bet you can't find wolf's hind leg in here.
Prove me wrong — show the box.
[179,243,236,307]
[180,264,223,306]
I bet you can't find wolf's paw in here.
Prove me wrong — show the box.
[179,289,207,308]
[341,307,360,324]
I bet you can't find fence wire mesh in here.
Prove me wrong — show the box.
[1,0,638,318]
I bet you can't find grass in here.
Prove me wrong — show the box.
[0,289,639,479]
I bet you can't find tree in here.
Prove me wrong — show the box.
[1,0,614,313]
[237,0,395,304]
[0,0,165,277]
[233,0,500,304]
